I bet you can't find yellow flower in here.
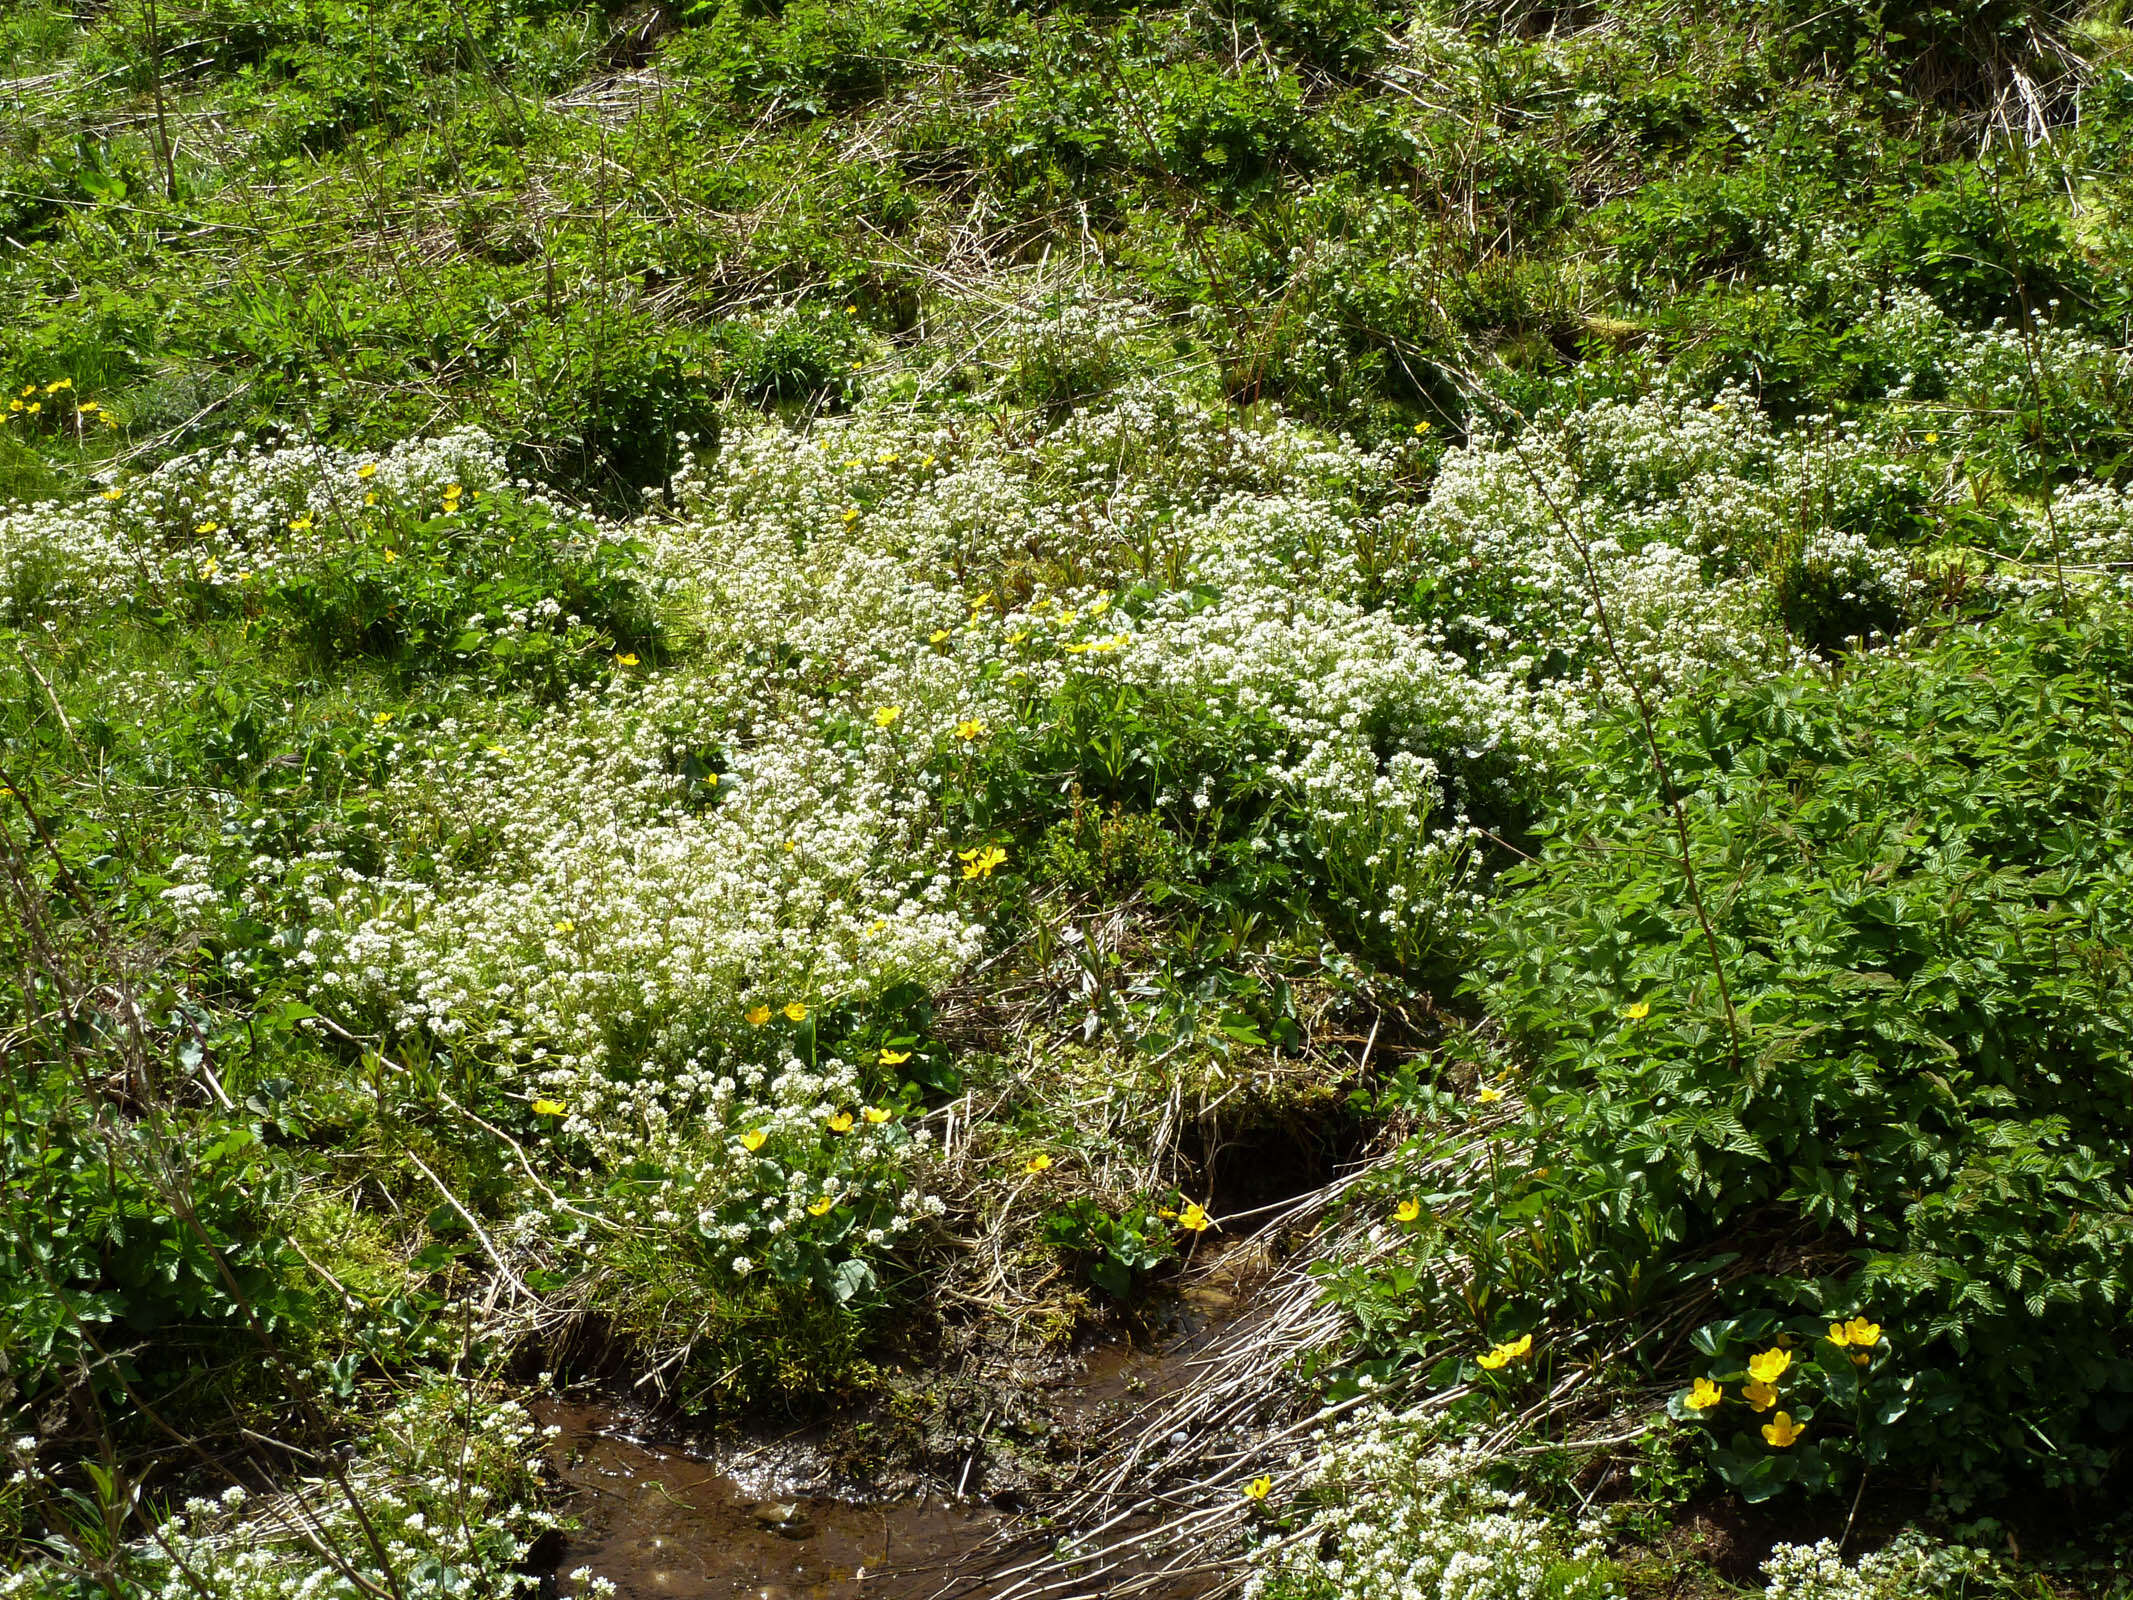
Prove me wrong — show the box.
[615,653,639,667]
[288,515,313,532]
[372,712,394,727]
[1843,1316,1882,1348]
[101,487,124,501]
[1746,1347,1792,1385]
[1742,1379,1779,1412]
[739,1128,768,1152]
[955,718,988,740]
[1924,431,1940,445]
[865,918,888,937]
[826,1111,855,1133]
[879,1048,912,1066]
[746,1004,773,1027]
[532,1098,566,1116]
[46,378,70,392]
[195,521,219,535]
[1413,420,1431,434]
[1476,1332,1534,1370]
[1476,1085,1505,1104]
[873,705,901,728]
[783,1001,809,1023]
[1241,1476,1272,1501]
[77,400,99,414]
[1177,1202,1212,1233]
[958,844,1007,880]
[1760,1411,1805,1449]
[444,482,462,497]
[863,1107,892,1124]
[930,629,952,644]
[1394,1197,1422,1223]
[1624,1000,1651,1021]
[808,1195,837,1217]
[1023,1153,1052,1174]
[381,548,397,562]
[552,919,573,934]
[364,492,377,506]
[842,506,861,524]
[1089,594,1111,615]
[1686,1377,1723,1412]
[357,462,378,479]
[1007,630,1027,644]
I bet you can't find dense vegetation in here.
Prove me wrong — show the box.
[4,0,2133,1593]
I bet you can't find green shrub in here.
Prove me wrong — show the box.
[1465,599,2133,1502]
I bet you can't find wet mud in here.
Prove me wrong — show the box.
[535,1274,1257,1600]
[537,1401,1009,1599]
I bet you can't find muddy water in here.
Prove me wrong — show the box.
[535,1265,1260,1599]
[536,1403,1010,1600]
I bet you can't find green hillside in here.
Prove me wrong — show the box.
[3,0,2132,1594]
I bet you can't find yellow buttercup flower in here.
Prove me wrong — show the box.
[958,845,1007,880]
[1843,1316,1882,1347]
[1394,1197,1422,1223]
[1686,1377,1723,1412]
[615,652,639,667]
[1241,1476,1272,1501]
[1742,1379,1779,1412]
[955,718,988,740]
[842,506,861,524]
[101,487,124,501]
[879,1048,912,1066]
[1476,1085,1505,1104]
[1623,1000,1651,1021]
[552,919,573,934]
[808,1195,836,1217]
[1177,1202,1212,1233]
[863,1107,892,1124]
[1023,1154,1052,1174]
[1924,431,1940,445]
[1477,1332,1534,1371]
[783,1002,809,1022]
[739,1128,768,1152]
[532,1098,566,1116]
[195,521,219,535]
[873,705,901,728]
[930,629,952,644]
[746,1004,772,1027]
[372,712,394,727]
[1746,1347,1792,1385]
[826,1111,855,1133]
[1761,1411,1805,1448]
[356,462,377,479]
[288,515,314,532]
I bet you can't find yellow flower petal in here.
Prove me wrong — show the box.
[1746,1347,1792,1385]
[783,1002,809,1022]
[740,1128,768,1151]
[746,1004,772,1027]
[1023,1154,1052,1174]
[808,1195,836,1217]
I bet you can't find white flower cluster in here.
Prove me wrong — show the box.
[0,427,554,620]
[990,284,1157,402]
[0,1384,560,1600]
[1761,1532,2007,1600]
[1246,1407,1619,1600]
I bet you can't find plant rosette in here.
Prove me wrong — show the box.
[1667,1312,1916,1502]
